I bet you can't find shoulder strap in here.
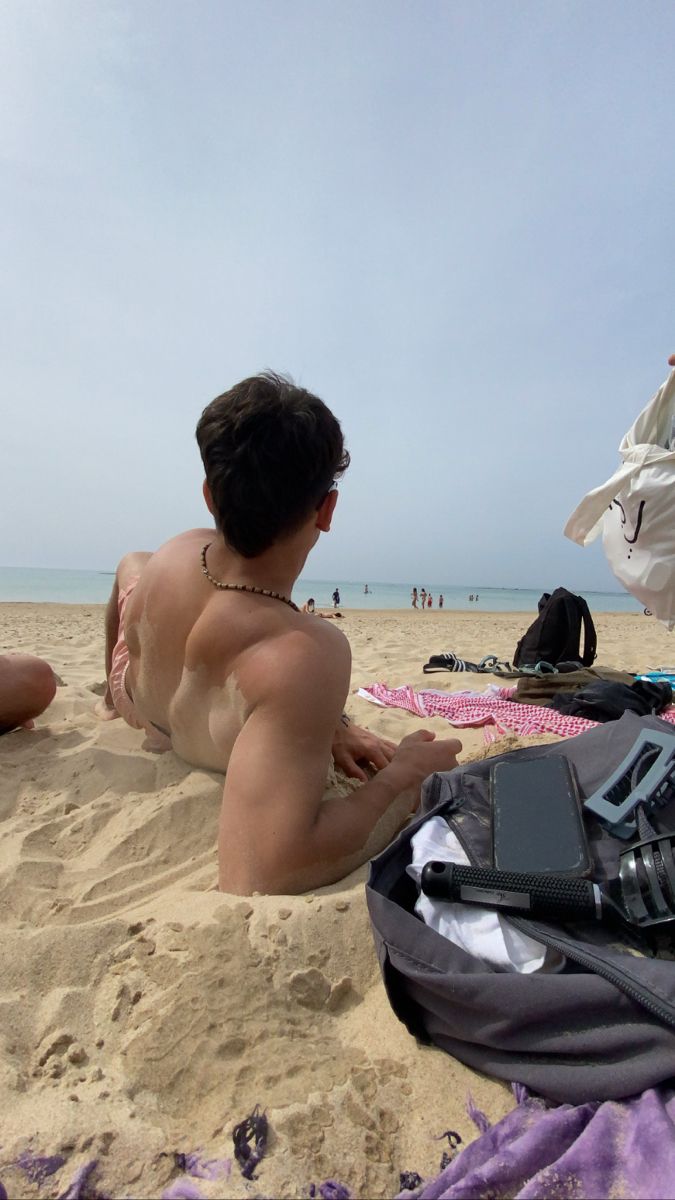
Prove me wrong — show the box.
[576,596,597,666]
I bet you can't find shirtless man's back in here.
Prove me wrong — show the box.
[109,529,351,773]
[100,373,461,894]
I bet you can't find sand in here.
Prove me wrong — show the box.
[1,602,673,1198]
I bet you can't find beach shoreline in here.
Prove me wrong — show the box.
[0,565,645,613]
[1,605,673,1198]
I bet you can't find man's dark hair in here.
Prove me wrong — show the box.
[196,372,350,558]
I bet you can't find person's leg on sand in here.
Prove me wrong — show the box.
[96,551,153,720]
[0,653,57,733]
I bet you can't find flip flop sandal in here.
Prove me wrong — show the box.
[518,661,559,677]
[490,661,520,678]
[423,653,480,673]
[477,655,499,672]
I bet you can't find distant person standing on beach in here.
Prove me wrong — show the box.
[438,594,444,608]
[411,587,418,609]
[420,588,427,609]
[332,587,341,608]
[427,594,433,608]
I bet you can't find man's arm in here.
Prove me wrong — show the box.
[217,627,461,894]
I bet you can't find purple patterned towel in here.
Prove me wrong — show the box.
[398,1087,675,1200]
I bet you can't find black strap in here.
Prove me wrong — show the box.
[577,597,597,666]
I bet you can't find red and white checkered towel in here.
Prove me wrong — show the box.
[358,683,675,740]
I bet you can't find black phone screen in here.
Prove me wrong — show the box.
[491,756,591,876]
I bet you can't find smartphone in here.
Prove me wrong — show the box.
[490,756,591,876]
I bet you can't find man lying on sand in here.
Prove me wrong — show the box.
[98,373,461,893]
[0,653,56,734]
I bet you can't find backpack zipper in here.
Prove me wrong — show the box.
[506,917,675,1028]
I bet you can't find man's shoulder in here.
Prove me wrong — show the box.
[237,614,351,709]
[153,528,214,558]
[135,530,214,585]
[253,611,350,673]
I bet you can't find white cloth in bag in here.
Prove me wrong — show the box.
[565,369,675,629]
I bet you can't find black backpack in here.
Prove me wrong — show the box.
[514,587,597,668]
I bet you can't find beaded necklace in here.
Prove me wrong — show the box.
[200,543,299,612]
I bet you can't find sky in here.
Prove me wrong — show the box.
[1,0,673,590]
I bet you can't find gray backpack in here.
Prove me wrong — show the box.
[367,713,675,1104]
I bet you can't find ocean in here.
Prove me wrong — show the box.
[0,565,643,614]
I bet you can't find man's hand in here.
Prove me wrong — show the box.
[331,720,397,782]
[386,729,463,810]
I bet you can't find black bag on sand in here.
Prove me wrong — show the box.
[551,679,673,722]
[514,587,597,668]
[366,713,675,1105]
[514,665,635,705]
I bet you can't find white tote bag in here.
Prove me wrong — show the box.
[564,369,675,629]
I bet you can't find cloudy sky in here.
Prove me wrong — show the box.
[2,0,673,590]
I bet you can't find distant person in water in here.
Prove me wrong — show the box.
[332,588,341,608]
[427,594,433,609]
[420,588,427,609]
[96,372,461,894]
[0,653,57,734]
[438,594,444,609]
[411,587,418,609]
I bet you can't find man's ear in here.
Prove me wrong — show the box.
[203,479,215,516]
[316,488,338,533]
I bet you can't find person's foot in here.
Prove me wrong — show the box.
[95,698,120,721]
